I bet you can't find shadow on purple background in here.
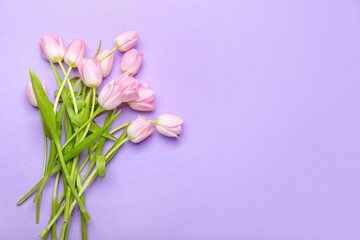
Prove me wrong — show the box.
[1,0,360,239]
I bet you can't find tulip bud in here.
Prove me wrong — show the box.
[40,34,65,62]
[78,58,103,88]
[98,80,123,110]
[115,72,139,102]
[26,82,48,107]
[127,116,154,143]
[155,114,183,138]
[64,39,86,67]
[97,49,114,78]
[128,83,155,111]
[121,49,143,76]
[115,30,139,52]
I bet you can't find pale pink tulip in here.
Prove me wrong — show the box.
[115,72,139,102]
[115,31,139,52]
[121,49,143,76]
[127,116,154,143]
[97,49,114,78]
[155,114,183,138]
[128,83,155,111]
[26,82,48,107]
[78,58,103,88]
[40,34,65,62]
[98,80,124,110]
[64,39,86,67]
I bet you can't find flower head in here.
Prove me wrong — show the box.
[155,114,183,138]
[78,58,103,88]
[98,80,123,110]
[40,34,65,62]
[26,82,48,107]
[115,72,139,102]
[115,30,139,52]
[127,116,154,143]
[97,49,114,78]
[64,38,86,67]
[121,49,143,76]
[128,83,155,111]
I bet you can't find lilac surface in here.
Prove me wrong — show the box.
[1,0,360,239]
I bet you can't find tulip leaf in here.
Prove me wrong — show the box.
[63,110,121,162]
[69,76,80,89]
[94,40,102,58]
[89,121,117,141]
[95,155,106,178]
[30,69,58,141]
[71,105,90,127]
[56,102,66,137]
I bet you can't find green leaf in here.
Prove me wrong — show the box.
[76,98,86,111]
[71,106,90,127]
[63,110,121,162]
[56,102,66,137]
[95,155,106,178]
[30,69,58,141]
[94,40,102,58]
[69,76,80,89]
[89,121,117,141]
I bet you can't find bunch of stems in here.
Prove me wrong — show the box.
[18,46,131,240]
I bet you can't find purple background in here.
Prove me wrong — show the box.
[1,0,360,239]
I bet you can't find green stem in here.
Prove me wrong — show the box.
[53,140,91,222]
[51,172,60,239]
[99,47,117,62]
[53,66,72,112]
[80,88,96,140]
[39,138,129,237]
[36,131,48,223]
[58,61,67,75]
[109,122,130,134]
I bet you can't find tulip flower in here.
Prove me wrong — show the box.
[98,80,124,110]
[97,49,114,78]
[40,34,65,62]
[115,30,139,52]
[121,49,143,76]
[115,72,139,102]
[78,58,103,88]
[155,114,183,138]
[64,39,86,67]
[127,116,154,143]
[26,82,48,107]
[128,83,155,111]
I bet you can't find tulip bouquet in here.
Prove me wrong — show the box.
[18,31,183,240]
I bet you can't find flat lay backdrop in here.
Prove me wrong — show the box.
[1,0,360,239]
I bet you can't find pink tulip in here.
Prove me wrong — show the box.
[98,80,124,110]
[115,72,139,102]
[78,58,103,88]
[115,31,139,52]
[155,114,183,138]
[64,39,86,67]
[128,83,155,111]
[127,116,154,143]
[26,82,48,107]
[40,34,65,62]
[121,49,143,76]
[97,49,114,78]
